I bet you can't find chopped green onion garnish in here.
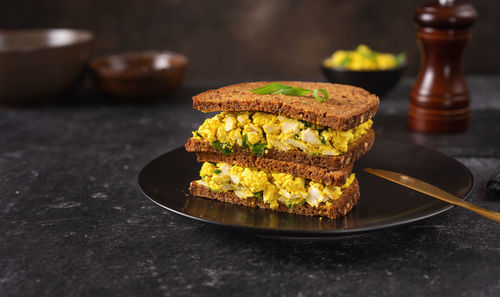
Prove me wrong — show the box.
[250,142,267,157]
[300,120,312,128]
[395,52,406,66]
[338,56,351,68]
[313,88,329,102]
[251,83,329,103]
[210,140,234,155]
[359,52,376,61]
[250,83,290,94]
[274,87,312,97]
[320,135,326,145]
[253,191,263,198]
[213,169,221,174]
[241,133,248,150]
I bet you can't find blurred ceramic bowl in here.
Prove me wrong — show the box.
[0,29,93,104]
[321,62,407,97]
[89,51,188,100]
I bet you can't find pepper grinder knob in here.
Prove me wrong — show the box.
[409,0,477,133]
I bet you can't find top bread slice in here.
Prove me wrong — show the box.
[193,81,379,131]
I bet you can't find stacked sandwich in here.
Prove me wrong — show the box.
[185,81,379,219]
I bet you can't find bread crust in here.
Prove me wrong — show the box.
[185,128,374,171]
[189,178,360,220]
[193,81,379,130]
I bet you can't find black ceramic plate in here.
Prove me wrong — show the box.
[138,137,474,237]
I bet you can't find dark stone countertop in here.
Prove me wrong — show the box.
[1,76,499,297]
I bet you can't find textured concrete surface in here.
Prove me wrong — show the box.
[1,77,500,296]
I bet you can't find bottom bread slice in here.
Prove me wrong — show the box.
[189,178,360,220]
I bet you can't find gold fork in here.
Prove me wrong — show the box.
[364,168,500,224]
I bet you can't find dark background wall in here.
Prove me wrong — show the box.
[0,0,498,83]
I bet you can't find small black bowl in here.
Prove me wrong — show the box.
[321,63,407,97]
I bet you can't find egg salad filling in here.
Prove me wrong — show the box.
[193,111,372,156]
[196,162,355,209]
[323,44,406,70]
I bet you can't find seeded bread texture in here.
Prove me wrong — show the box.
[193,81,379,130]
[189,178,360,220]
[195,151,353,186]
[185,128,374,170]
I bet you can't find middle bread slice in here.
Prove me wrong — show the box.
[195,151,354,186]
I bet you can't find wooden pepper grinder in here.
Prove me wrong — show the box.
[409,0,477,133]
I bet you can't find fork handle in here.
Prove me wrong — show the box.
[455,200,500,223]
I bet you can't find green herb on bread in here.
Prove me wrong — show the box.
[251,83,329,102]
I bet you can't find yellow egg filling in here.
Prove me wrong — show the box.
[193,111,372,156]
[323,44,405,71]
[196,162,355,209]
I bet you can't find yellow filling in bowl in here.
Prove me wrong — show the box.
[193,111,372,156]
[323,44,405,71]
[196,162,355,209]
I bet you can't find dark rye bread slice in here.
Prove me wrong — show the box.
[185,128,374,171]
[189,178,360,220]
[193,81,379,131]
[195,151,353,186]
